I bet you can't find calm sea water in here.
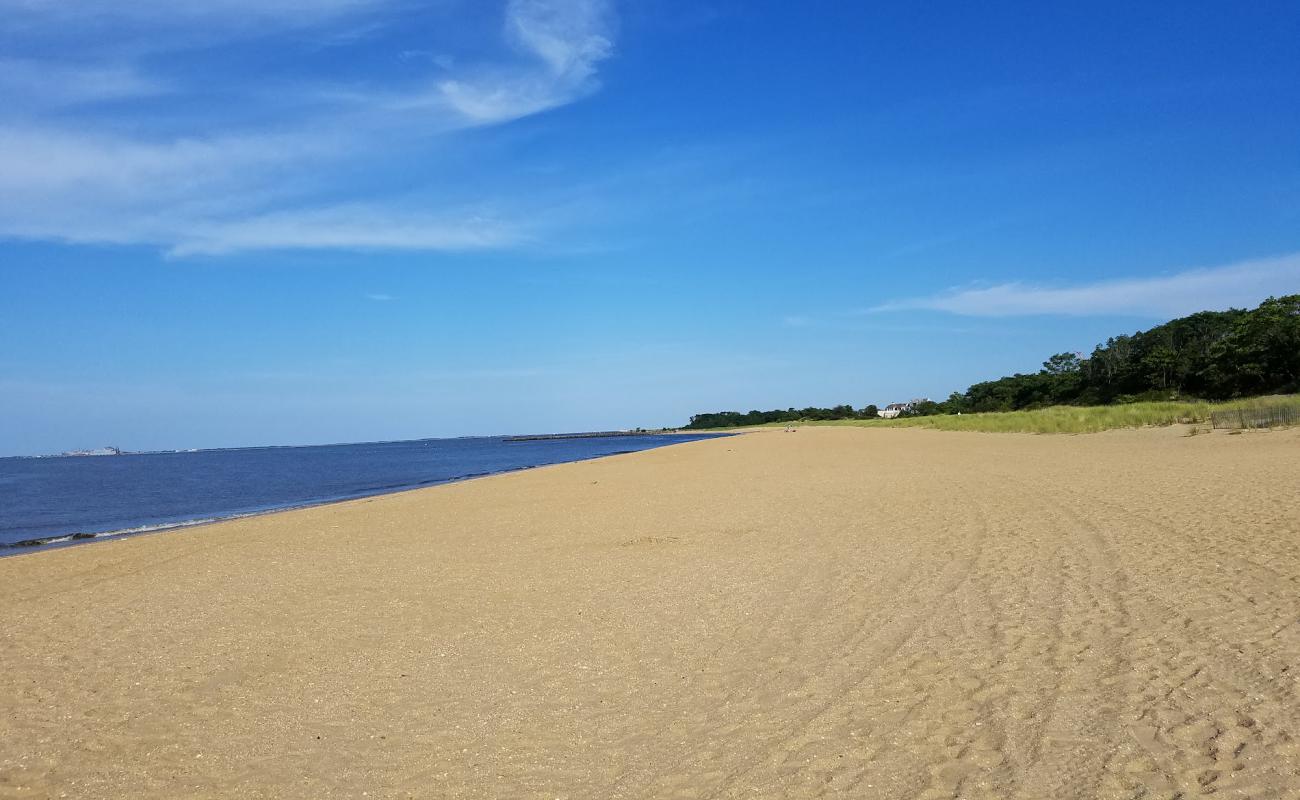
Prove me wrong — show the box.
[0,434,724,551]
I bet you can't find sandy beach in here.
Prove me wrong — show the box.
[2,425,1299,799]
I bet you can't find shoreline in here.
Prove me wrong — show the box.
[1,431,730,557]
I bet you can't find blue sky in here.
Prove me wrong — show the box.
[2,1,1299,454]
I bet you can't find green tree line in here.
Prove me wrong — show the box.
[685,294,1300,429]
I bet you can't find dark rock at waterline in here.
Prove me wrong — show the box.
[4,532,99,548]
[8,536,57,548]
[5,531,99,548]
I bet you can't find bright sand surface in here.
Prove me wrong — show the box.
[3,426,1299,799]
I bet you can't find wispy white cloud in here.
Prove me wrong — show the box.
[779,313,980,335]
[365,292,395,301]
[871,253,1300,318]
[0,0,616,255]
[0,127,532,254]
[0,59,167,109]
[0,127,338,247]
[169,206,524,256]
[431,0,614,124]
[0,0,385,31]
[0,127,328,198]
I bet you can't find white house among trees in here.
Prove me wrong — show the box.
[879,398,933,419]
[879,403,908,419]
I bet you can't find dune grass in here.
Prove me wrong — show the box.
[746,395,1300,435]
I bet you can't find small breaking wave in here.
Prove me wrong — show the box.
[2,513,265,550]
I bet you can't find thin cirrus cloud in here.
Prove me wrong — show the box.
[870,252,1300,318]
[0,127,526,256]
[0,0,385,32]
[0,128,328,197]
[0,0,615,256]
[168,206,525,257]
[407,0,615,124]
[0,59,168,109]
[0,127,347,249]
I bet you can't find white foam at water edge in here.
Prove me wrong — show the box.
[31,534,74,545]
[7,509,279,549]
[84,511,267,539]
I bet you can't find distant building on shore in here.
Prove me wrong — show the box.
[878,398,932,419]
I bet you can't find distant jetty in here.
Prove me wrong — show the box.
[504,430,654,442]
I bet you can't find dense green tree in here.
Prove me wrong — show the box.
[1042,352,1082,375]
[902,400,943,417]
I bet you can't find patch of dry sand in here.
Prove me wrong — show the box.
[2,426,1299,799]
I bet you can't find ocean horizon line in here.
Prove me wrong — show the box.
[2,427,690,462]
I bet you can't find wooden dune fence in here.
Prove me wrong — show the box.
[1210,403,1300,430]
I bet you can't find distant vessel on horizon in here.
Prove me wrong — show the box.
[62,446,123,457]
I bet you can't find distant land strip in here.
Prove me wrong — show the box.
[504,430,661,442]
